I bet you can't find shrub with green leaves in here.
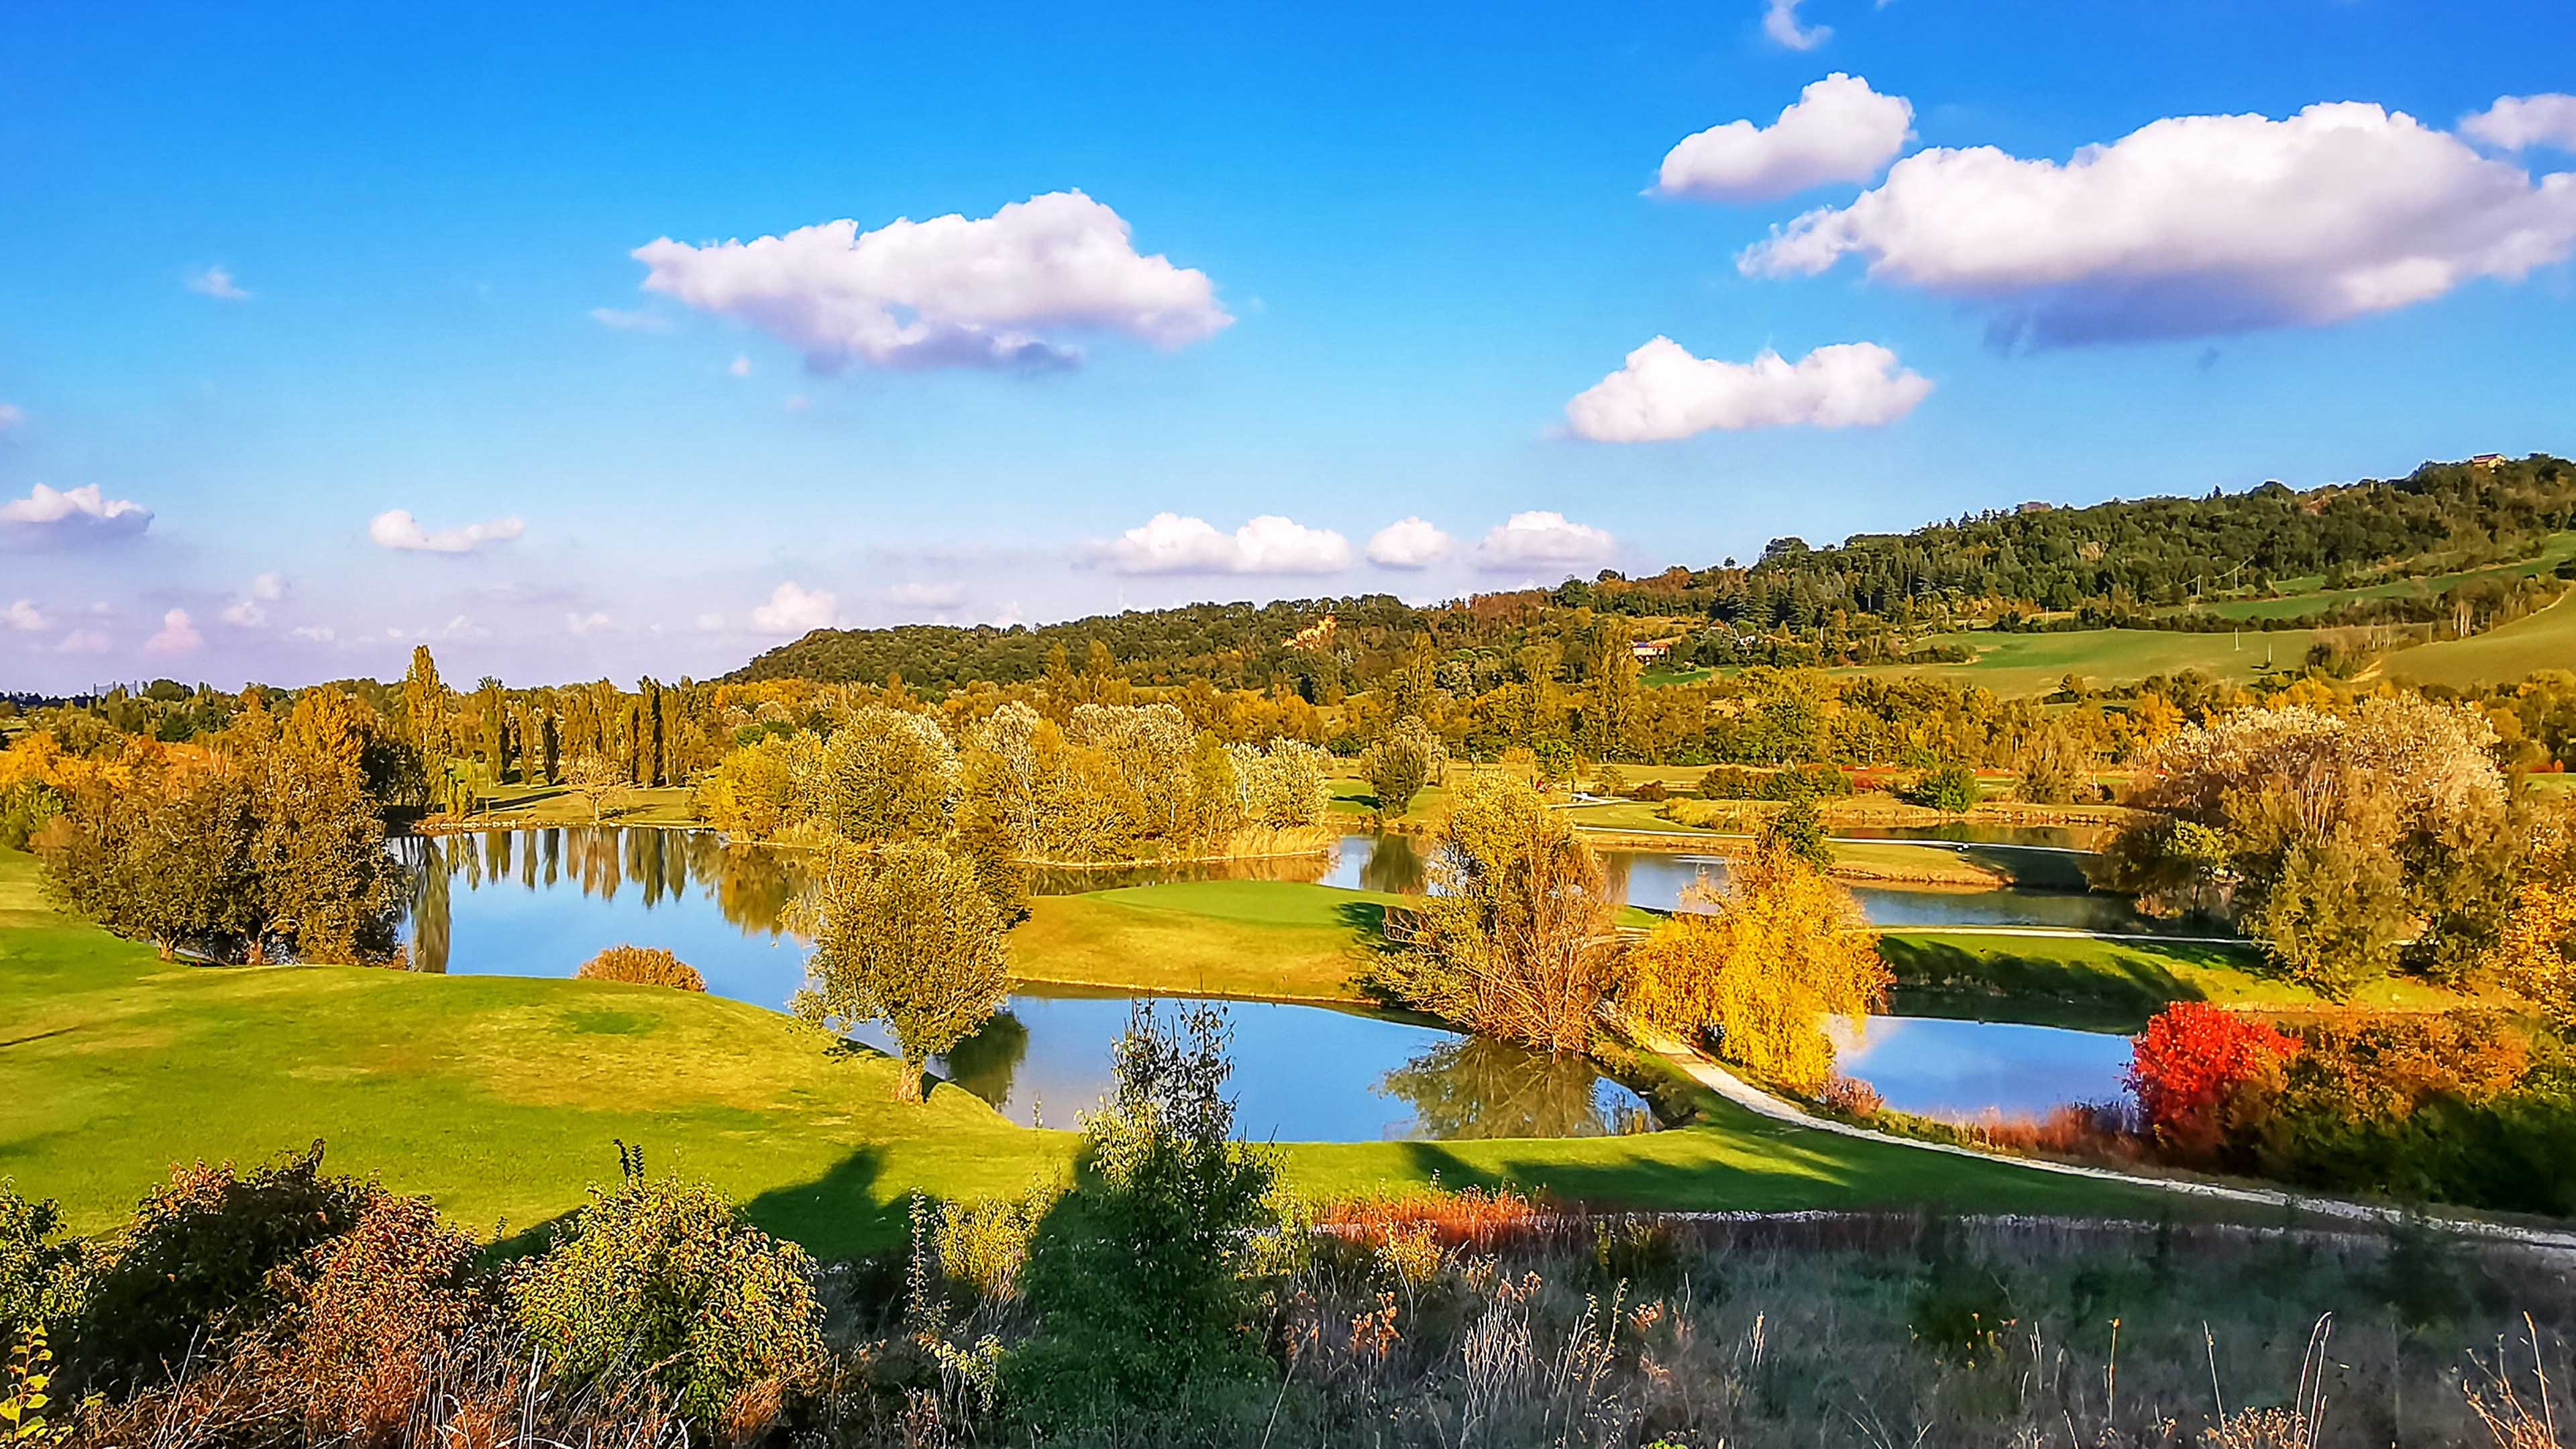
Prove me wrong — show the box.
[1007,1003,1282,1426]
[1902,763,1983,815]
[508,1147,823,1428]
[77,1144,374,1385]
[0,1183,89,1342]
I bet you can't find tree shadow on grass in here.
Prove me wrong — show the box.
[1878,936,2273,1032]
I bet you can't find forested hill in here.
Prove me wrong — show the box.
[725,453,2575,687]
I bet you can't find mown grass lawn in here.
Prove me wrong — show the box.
[1879,930,2487,1033]
[2383,592,2576,690]
[459,783,702,828]
[1012,879,1405,1003]
[0,851,2194,1257]
[1833,628,2335,697]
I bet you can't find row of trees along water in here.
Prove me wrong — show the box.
[9,618,2576,845]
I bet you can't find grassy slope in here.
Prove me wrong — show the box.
[0,854,2174,1253]
[2382,593,2576,690]
[458,784,702,828]
[1012,879,1405,1002]
[2166,532,2576,623]
[1836,629,2331,697]
[1879,932,2483,1034]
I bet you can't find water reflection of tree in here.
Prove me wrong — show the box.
[1375,1036,1617,1139]
[401,826,810,948]
[1356,833,1426,896]
[938,1009,1030,1108]
[406,837,451,975]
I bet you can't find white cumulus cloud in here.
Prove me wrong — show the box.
[1657,74,1912,201]
[1099,513,1350,576]
[1737,100,2576,347]
[751,581,838,635]
[1762,0,1829,50]
[291,625,337,644]
[3,600,45,632]
[1564,336,1932,441]
[2462,94,2576,153]
[885,580,968,609]
[370,509,526,554]
[1474,512,1617,570]
[144,608,201,656]
[588,307,668,331]
[1366,518,1454,570]
[631,191,1232,372]
[220,572,288,627]
[187,265,250,301]
[1,483,154,547]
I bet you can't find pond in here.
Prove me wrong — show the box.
[1827,1015,2135,1124]
[395,828,1656,1142]
[1308,833,2178,935]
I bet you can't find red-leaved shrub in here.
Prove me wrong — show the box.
[2126,1002,2297,1147]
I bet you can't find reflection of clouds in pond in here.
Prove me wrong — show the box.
[1832,1016,2131,1124]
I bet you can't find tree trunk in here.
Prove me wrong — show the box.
[156,938,174,962]
[894,1051,926,1102]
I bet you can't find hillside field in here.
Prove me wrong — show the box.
[2383,593,2576,690]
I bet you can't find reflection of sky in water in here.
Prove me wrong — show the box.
[1829,1016,2133,1123]
[400,828,1648,1143]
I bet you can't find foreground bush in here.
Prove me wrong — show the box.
[509,1147,824,1430]
[76,1143,376,1387]
[285,1193,486,1446]
[576,943,706,991]
[0,1182,89,1341]
[1006,1002,1283,1427]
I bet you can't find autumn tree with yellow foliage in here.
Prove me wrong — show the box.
[2489,800,2576,1033]
[1619,839,1891,1093]
[1371,773,1619,1053]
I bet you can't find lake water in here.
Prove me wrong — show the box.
[1829,1015,2135,1124]
[395,826,2165,1138]
[394,828,1654,1142]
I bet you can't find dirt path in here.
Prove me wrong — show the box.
[1613,1015,2576,1259]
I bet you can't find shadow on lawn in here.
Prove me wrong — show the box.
[1877,936,2271,1033]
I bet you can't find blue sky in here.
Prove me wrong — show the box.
[4,0,2573,690]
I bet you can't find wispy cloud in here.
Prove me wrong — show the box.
[369,509,526,554]
[187,265,251,301]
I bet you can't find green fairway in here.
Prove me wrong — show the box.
[2163,533,2576,623]
[1,852,2183,1254]
[1880,930,2485,1032]
[457,783,703,828]
[1012,879,1404,1002]
[1835,628,2332,697]
[2383,593,2576,690]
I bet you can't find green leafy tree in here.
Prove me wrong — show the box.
[1363,715,1440,819]
[814,705,956,842]
[1760,796,1835,870]
[791,841,1009,1100]
[509,1147,823,1429]
[1008,1003,1281,1424]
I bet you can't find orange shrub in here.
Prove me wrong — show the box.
[1319,1185,1546,1251]
[576,945,706,991]
[286,1194,487,1446]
